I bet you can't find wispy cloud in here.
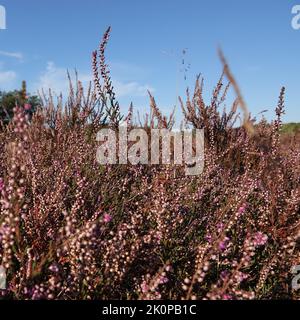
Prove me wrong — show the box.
[0,70,17,90]
[114,80,154,97]
[0,50,23,61]
[34,61,71,95]
[33,62,91,95]
[109,61,150,79]
[34,61,154,98]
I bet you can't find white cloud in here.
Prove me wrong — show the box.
[0,50,23,61]
[0,70,17,90]
[34,61,71,95]
[33,62,90,96]
[114,80,154,97]
[34,61,154,98]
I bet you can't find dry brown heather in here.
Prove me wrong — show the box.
[0,28,299,300]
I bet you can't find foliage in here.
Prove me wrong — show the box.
[281,122,300,135]
[0,29,299,300]
[0,81,40,126]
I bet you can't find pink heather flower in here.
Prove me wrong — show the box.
[0,178,4,192]
[220,270,229,280]
[205,234,212,243]
[141,281,149,293]
[217,223,224,233]
[236,271,249,283]
[253,232,268,246]
[24,103,31,111]
[238,204,246,216]
[165,265,172,272]
[159,276,169,284]
[49,264,59,273]
[155,232,162,241]
[103,213,112,223]
[0,225,9,242]
[222,294,233,300]
[219,242,226,251]
[218,236,230,251]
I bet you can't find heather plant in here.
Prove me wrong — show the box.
[0,28,299,300]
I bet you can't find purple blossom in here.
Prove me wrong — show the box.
[205,234,212,243]
[141,281,149,293]
[237,204,247,216]
[49,264,59,273]
[222,294,233,300]
[159,276,169,284]
[103,213,112,223]
[217,223,224,233]
[218,237,230,251]
[236,271,249,283]
[253,232,268,246]
[0,178,4,192]
[220,270,229,280]
[24,103,31,111]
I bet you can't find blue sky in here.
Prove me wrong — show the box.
[0,0,299,123]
